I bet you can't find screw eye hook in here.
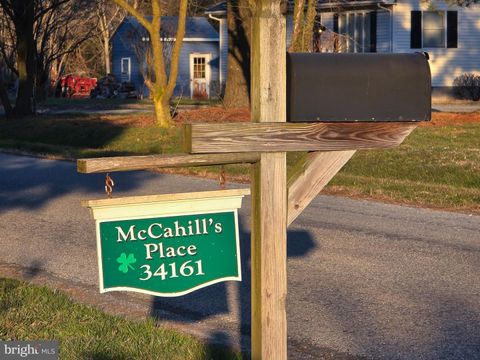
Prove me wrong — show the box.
[219,166,226,189]
[105,173,115,198]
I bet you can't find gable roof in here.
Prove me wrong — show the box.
[118,16,219,41]
[205,0,394,16]
[205,2,227,15]
[313,0,394,10]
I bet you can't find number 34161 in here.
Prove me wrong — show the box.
[140,260,204,281]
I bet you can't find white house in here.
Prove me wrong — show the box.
[315,0,480,94]
[208,0,479,96]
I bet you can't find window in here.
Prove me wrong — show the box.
[411,11,458,49]
[347,13,355,52]
[355,13,363,52]
[193,57,206,79]
[423,11,445,48]
[336,11,376,53]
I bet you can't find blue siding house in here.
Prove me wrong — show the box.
[111,16,222,99]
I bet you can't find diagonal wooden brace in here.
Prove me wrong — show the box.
[287,150,356,226]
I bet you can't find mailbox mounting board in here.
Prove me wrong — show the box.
[287,53,431,123]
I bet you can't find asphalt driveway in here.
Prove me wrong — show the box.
[1,153,479,359]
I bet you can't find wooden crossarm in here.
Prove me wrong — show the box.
[184,122,417,154]
[77,153,261,174]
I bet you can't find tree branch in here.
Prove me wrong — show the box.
[34,0,70,21]
[165,0,188,98]
[112,0,151,32]
[0,0,14,20]
[289,0,305,52]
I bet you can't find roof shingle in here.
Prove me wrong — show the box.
[124,16,219,40]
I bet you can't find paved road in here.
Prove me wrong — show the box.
[432,103,480,113]
[2,103,480,117]
[1,153,479,359]
[0,103,209,116]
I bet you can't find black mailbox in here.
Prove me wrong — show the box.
[287,53,431,122]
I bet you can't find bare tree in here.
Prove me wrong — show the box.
[0,7,16,115]
[289,0,316,52]
[34,0,97,101]
[125,21,177,94]
[113,0,188,127]
[61,37,103,77]
[0,0,37,117]
[96,0,127,75]
[222,0,321,109]
[222,0,253,109]
[0,0,98,116]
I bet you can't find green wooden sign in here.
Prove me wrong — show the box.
[83,189,249,297]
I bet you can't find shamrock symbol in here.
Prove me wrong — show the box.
[116,253,136,273]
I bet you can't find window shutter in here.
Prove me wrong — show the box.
[411,11,422,49]
[370,11,377,52]
[333,13,339,51]
[333,13,339,33]
[447,11,458,48]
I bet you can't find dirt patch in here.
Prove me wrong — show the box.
[422,112,480,127]
[87,107,250,128]
[174,108,480,127]
[174,107,250,125]
[12,107,477,129]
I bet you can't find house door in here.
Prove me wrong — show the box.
[190,54,211,99]
[120,57,131,82]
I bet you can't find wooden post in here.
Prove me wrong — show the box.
[250,1,287,359]
[77,5,419,354]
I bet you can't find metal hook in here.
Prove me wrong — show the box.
[219,166,226,189]
[105,173,115,198]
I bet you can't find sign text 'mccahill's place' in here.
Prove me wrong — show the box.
[115,217,223,259]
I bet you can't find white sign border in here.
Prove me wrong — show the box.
[95,208,242,297]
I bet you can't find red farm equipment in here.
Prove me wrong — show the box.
[55,75,97,98]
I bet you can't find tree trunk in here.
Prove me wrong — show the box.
[113,0,187,128]
[302,0,317,52]
[104,33,111,74]
[0,81,12,117]
[35,58,50,102]
[12,0,36,117]
[153,95,171,128]
[223,0,252,109]
[35,74,49,102]
[289,0,317,52]
[289,0,305,52]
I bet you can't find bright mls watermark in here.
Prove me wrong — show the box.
[0,341,58,359]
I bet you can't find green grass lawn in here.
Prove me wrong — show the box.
[0,112,478,213]
[0,278,241,360]
[40,97,149,109]
[0,114,183,158]
[39,97,221,111]
[329,124,480,212]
